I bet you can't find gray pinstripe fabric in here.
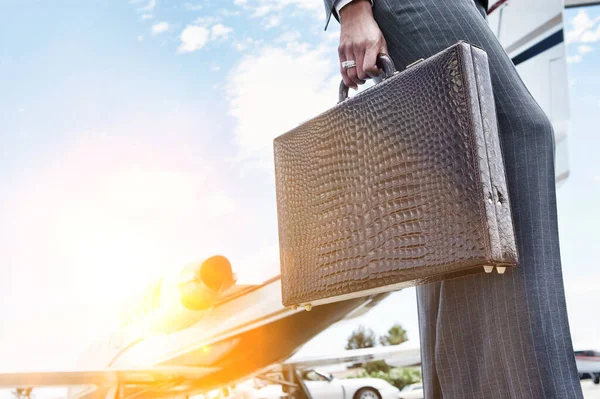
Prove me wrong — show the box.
[323,1,583,398]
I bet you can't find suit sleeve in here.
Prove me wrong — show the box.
[323,0,337,30]
[323,0,374,31]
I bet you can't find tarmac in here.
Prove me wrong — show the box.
[582,380,600,398]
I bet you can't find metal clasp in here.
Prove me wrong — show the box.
[406,58,424,69]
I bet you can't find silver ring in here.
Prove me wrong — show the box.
[341,60,356,69]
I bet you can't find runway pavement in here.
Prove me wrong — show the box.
[582,380,600,398]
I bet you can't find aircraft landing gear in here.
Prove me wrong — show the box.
[255,368,313,399]
[13,388,32,399]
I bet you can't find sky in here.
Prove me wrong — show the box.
[0,0,599,392]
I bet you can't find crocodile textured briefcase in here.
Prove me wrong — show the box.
[273,41,519,308]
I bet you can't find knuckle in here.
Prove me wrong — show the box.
[354,41,367,52]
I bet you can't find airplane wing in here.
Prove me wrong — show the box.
[283,340,421,370]
[0,366,217,389]
[564,0,600,7]
[341,293,393,320]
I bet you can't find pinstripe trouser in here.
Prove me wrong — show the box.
[324,0,584,397]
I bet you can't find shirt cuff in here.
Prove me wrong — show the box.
[334,0,373,19]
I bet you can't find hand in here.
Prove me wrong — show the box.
[338,0,388,90]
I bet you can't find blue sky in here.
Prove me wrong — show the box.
[0,0,599,387]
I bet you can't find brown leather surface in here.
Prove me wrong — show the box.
[273,42,518,307]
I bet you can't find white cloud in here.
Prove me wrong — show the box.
[151,21,169,35]
[211,24,233,40]
[234,0,321,20]
[566,10,600,44]
[580,27,600,43]
[226,41,339,170]
[265,15,281,29]
[578,44,594,54]
[177,23,233,53]
[184,2,203,10]
[141,13,154,20]
[139,0,156,12]
[233,37,261,52]
[253,5,273,17]
[178,25,210,53]
[220,8,241,17]
[137,35,144,42]
[211,64,221,71]
[566,41,595,64]
[276,31,302,44]
[195,16,222,26]
[594,175,600,182]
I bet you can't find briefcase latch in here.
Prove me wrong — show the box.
[406,58,424,69]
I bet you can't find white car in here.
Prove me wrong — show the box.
[254,369,401,399]
[398,383,423,399]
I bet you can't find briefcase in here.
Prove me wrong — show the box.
[273,41,519,309]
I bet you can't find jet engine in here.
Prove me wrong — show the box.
[178,255,236,310]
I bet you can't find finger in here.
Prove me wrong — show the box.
[363,47,379,79]
[338,52,356,90]
[355,47,368,81]
[380,37,389,56]
[338,45,356,90]
[345,49,364,87]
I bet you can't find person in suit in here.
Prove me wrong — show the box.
[322,0,584,398]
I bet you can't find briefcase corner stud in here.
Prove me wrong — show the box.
[483,266,508,274]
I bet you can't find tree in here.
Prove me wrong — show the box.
[379,323,408,346]
[364,360,391,374]
[353,367,422,391]
[345,325,376,350]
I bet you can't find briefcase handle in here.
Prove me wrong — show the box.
[338,53,397,103]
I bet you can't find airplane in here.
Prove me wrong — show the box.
[574,350,600,384]
[281,340,421,371]
[0,255,392,399]
[486,0,573,188]
[0,0,597,397]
